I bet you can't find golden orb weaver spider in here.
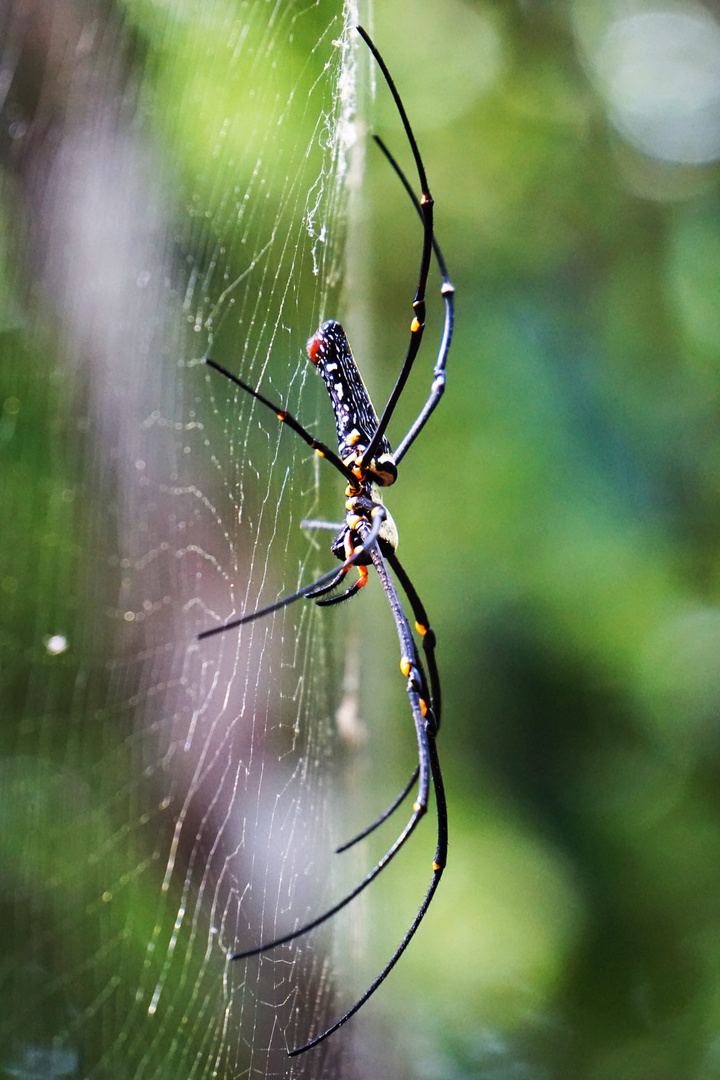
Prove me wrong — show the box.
[199,25,454,1056]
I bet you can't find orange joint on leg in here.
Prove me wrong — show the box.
[433,861,442,871]
[413,801,422,813]
[419,697,428,717]
[411,317,421,333]
[357,566,368,588]
[400,657,412,678]
[415,621,428,635]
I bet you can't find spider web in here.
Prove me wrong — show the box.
[0,2,385,1079]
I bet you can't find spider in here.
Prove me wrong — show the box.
[199,25,454,1056]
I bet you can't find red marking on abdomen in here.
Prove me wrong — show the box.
[307,334,324,366]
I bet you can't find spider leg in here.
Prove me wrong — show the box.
[386,549,441,733]
[335,765,419,853]
[336,549,440,853]
[230,751,430,959]
[304,523,371,603]
[304,563,352,599]
[287,536,447,1055]
[309,517,381,606]
[291,739,446,1056]
[371,134,455,467]
[305,565,368,604]
[313,570,368,607]
[229,539,432,964]
[204,357,358,487]
[198,506,384,640]
[357,26,434,470]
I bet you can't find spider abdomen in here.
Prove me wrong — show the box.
[307,320,398,487]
